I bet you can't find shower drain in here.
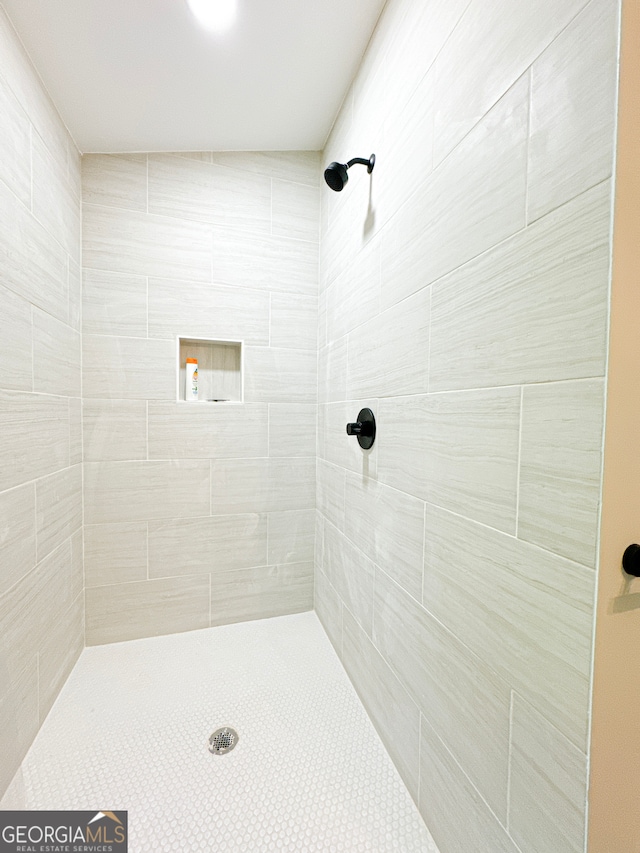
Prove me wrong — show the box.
[208,726,239,755]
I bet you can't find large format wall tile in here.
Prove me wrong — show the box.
[374,569,511,820]
[32,308,81,397]
[342,609,421,802]
[270,293,318,351]
[344,472,425,601]
[210,561,313,627]
[81,154,148,211]
[378,389,520,532]
[0,392,69,491]
[0,3,82,804]
[83,400,148,462]
[148,278,270,345]
[509,694,588,853]
[0,71,31,207]
[347,286,430,398]
[86,575,210,645]
[518,379,605,567]
[148,514,268,578]
[37,590,83,723]
[148,154,271,233]
[0,181,68,323]
[35,465,82,562]
[83,270,148,338]
[83,335,175,400]
[419,717,519,853]
[148,402,268,460]
[423,504,594,749]
[380,75,528,310]
[0,483,36,597]
[84,461,210,524]
[31,132,81,262]
[429,181,611,391]
[268,404,317,458]
[267,509,316,565]
[83,204,212,281]
[244,346,317,403]
[0,284,32,391]
[322,520,375,636]
[527,0,618,221]
[210,458,315,514]
[431,0,590,163]
[212,228,318,296]
[272,178,320,243]
[84,522,148,588]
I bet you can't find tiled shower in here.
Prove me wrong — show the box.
[0,0,623,851]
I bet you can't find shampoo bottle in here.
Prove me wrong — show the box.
[186,358,198,401]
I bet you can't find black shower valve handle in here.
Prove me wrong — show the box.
[346,421,365,436]
[346,408,376,450]
[622,543,640,577]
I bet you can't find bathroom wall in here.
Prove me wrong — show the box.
[589,0,640,847]
[0,6,83,796]
[81,151,319,644]
[317,0,619,851]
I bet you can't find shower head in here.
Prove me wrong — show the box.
[324,153,375,191]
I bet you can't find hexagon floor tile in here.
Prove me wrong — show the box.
[1,611,440,852]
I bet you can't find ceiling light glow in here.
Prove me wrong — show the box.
[187,0,237,32]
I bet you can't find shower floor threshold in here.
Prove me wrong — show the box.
[1,611,439,852]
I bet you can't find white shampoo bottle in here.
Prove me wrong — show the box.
[185,358,198,401]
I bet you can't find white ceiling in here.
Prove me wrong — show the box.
[1,0,387,153]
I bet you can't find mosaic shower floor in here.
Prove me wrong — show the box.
[1,611,439,852]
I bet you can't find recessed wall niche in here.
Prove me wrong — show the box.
[177,337,243,403]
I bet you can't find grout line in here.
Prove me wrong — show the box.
[524,68,533,224]
[515,385,525,536]
[506,690,515,834]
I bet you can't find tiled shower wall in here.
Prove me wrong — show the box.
[316,0,619,851]
[81,151,319,644]
[0,7,83,796]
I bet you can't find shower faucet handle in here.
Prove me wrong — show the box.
[346,422,364,436]
[622,544,640,577]
[346,408,376,450]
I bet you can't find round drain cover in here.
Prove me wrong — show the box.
[209,727,239,755]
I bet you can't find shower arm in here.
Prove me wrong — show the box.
[346,156,375,173]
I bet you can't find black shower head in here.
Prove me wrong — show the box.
[324,153,375,191]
